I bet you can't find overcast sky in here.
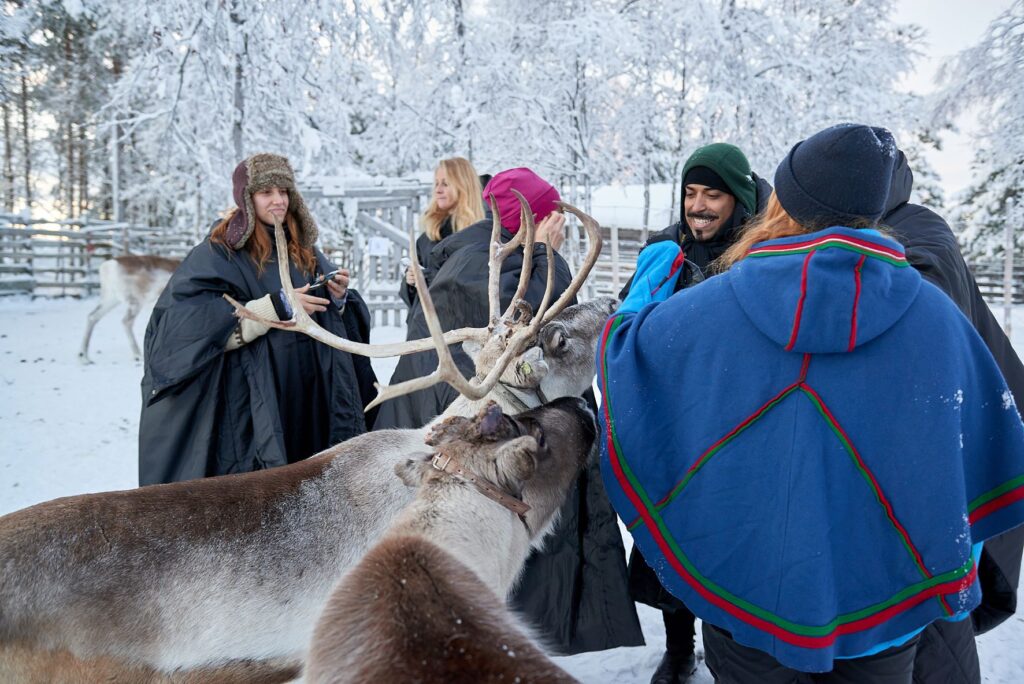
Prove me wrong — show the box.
[894,0,1012,199]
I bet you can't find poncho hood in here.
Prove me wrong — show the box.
[730,227,920,353]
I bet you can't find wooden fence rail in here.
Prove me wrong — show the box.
[2,211,1019,321]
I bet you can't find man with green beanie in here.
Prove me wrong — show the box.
[622,142,771,296]
[618,142,771,684]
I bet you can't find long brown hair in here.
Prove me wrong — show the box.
[422,157,485,241]
[717,192,876,271]
[210,206,317,275]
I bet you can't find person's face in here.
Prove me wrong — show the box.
[684,184,736,241]
[434,167,457,212]
[252,186,289,225]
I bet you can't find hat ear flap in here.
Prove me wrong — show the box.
[241,191,256,248]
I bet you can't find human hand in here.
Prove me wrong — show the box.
[405,266,417,286]
[535,212,566,251]
[294,284,331,314]
[326,269,350,300]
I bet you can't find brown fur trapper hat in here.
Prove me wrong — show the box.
[226,153,319,250]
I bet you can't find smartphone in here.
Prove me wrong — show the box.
[307,268,342,290]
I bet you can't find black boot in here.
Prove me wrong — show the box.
[650,649,697,684]
[651,608,697,684]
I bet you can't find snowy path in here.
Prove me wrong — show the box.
[1,296,1022,682]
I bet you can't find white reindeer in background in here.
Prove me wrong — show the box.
[0,197,609,683]
[78,255,180,364]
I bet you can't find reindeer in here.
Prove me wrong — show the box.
[0,197,611,683]
[79,255,181,364]
[305,400,589,684]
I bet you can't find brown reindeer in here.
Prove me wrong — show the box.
[0,196,607,683]
[305,401,588,684]
[79,255,180,363]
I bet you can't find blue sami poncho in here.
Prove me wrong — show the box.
[598,227,1024,671]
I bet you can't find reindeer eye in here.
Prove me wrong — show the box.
[545,328,568,356]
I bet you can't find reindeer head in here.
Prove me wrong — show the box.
[534,296,618,399]
[396,399,595,541]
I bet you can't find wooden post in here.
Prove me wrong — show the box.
[611,224,620,293]
[1003,216,1014,337]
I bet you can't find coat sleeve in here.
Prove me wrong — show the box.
[142,241,248,402]
[338,287,380,429]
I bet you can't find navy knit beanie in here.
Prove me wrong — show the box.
[774,123,897,226]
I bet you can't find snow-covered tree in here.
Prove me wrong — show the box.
[10,0,936,232]
[934,0,1024,259]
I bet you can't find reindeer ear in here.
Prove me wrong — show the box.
[475,401,505,440]
[395,455,431,488]
[495,436,539,483]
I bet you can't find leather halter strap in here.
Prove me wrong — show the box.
[491,382,547,413]
[431,453,531,522]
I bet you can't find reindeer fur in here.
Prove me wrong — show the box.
[305,399,593,684]
[0,299,616,682]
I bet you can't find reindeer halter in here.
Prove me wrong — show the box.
[430,452,531,528]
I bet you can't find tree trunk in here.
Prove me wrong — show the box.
[3,101,14,212]
[451,0,472,159]
[110,56,123,222]
[78,123,88,217]
[230,5,247,160]
[66,121,75,218]
[64,28,75,218]
[20,73,31,212]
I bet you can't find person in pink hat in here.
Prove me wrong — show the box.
[375,166,572,431]
[374,166,644,656]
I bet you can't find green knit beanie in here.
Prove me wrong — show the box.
[681,143,757,215]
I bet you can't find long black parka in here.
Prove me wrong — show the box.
[138,230,377,485]
[884,152,1024,684]
[398,217,453,320]
[375,218,574,429]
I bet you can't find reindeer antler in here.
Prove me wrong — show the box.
[224,222,489,357]
[224,193,603,411]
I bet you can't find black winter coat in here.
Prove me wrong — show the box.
[139,233,378,485]
[374,218,574,430]
[374,219,644,654]
[884,152,1024,683]
[398,218,453,318]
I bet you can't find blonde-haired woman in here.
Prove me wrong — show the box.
[400,157,485,311]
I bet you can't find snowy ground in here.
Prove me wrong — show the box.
[1,296,1023,682]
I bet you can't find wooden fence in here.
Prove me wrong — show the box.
[1,207,1018,324]
[972,259,1024,306]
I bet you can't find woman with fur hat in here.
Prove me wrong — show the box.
[399,157,485,317]
[139,153,378,485]
[598,124,1024,681]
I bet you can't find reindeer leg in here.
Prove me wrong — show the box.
[79,299,119,364]
[122,299,142,361]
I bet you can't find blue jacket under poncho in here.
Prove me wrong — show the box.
[598,227,1024,671]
